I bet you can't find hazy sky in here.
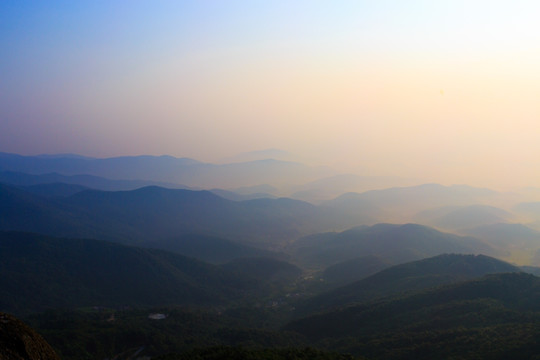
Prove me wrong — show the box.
[1,1,540,188]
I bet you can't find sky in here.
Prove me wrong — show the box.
[1,1,540,189]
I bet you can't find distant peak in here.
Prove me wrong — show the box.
[35,153,95,160]
[218,148,297,164]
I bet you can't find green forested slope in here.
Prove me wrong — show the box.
[295,254,519,316]
[0,232,301,315]
[286,273,540,359]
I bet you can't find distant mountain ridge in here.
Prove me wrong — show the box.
[61,186,328,246]
[414,204,514,231]
[289,174,421,203]
[324,183,499,223]
[289,223,498,269]
[0,152,334,189]
[462,223,540,248]
[20,182,90,197]
[0,170,192,191]
[0,182,359,249]
[0,181,508,259]
[218,148,295,163]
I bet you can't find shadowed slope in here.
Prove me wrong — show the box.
[286,273,540,359]
[295,254,521,316]
[0,232,261,315]
[0,183,344,248]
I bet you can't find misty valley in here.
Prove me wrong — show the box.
[2,152,540,359]
[5,1,540,358]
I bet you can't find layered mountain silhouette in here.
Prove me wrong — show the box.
[0,152,199,180]
[0,183,350,248]
[0,170,191,191]
[209,188,276,201]
[289,223,497,269]
[0,152,333,189]
[288,174,420,203]
[414,204,514,231]
[514,202,540,231]
[218,148,295,163]
[18,182,90,197]
[4,151,539,360]
[461,223,540,248]
[515,201,540,215]
[324,184,499,224]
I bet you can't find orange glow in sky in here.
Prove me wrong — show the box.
[1,1,540,189]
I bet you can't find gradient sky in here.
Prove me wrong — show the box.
[1,1,540,188]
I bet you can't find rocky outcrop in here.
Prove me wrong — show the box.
[0,312,60,360]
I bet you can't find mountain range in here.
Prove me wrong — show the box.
[0,152,333,189]
[4,151,540,359]
[0,169,191,191]
[289,223,498,269]
[323,183,499,223]
[0,182,350,248]
[414,204,514,231]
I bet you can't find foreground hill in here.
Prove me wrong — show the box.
[26,306,347,360]
[289,223,497,269]
[286,272,540,359]
[0,232,302,315]
[154,347,357,360]
[0,312,60,360]
[295,254,520,316]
